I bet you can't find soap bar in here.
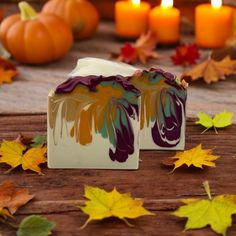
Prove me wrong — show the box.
[47,57,187,169]
[48,59,141,169]
[128,68,187,150]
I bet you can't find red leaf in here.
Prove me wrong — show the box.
[115,32,159,65]
[0,57,18,85]
[118,43,137,64]
[171,44,200,66]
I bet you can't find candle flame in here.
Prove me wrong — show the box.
[211,0,222,9]
[131,0,140,7]
[161,0,173,8]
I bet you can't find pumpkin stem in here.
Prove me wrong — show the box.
[19,1,37,21]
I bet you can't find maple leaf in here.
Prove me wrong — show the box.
[196,111,234,134]
[162,144,220,172]
[135,32,159,64]
[79,185,154,229]
[0,140,47,174]
[184,56,236,84]
[0,57,17,85]
[0,180,34,215]
[173,181,236,236]
[117,31,159,64]
[171,43,200,66]
[17,215,56,236]
[119,43,137,64]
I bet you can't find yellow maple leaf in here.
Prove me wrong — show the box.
[164,144,220,172]
[79,185,154,229]
[0,140,47,174]
[173,181,236,236]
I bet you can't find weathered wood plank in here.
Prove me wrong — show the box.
[0,114,236,235]
[3,210,235,236]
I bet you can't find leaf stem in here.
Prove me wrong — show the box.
[201,127,211,134]
[214,126,218,134]
[0,217,19,229]
[122,218,134,227]
[203,181,212,200]
[4,167,15,174]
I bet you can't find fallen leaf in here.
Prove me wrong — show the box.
[0,208,12,219]
[196,111,234,134]
[0,57,17,85]
[0,180,34,215]
[171,43,200,66]
[17,215,56,236]
[184,56,236,84]
[173,181,236,236]
[135,32,159,64]
[115,31,159,64]
[79,185,154,228]
[162,144,220,172]
[118,43,137,64]
[0,140,47,174]
[31,135,47,148]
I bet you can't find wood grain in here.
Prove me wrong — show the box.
[0,114,236,235]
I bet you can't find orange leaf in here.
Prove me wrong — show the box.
[0,140,47,174]
[117,31,159,65]
[0,57,17,85]
[135,31,159,64]
[0,180,34,215]
[184,56,236,84]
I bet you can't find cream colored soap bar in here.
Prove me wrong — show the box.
[128,68,187,150]
[48,58,141,169]
[47,58,187,169]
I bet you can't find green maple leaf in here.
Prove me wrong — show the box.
[196,111,234,134]
[17,215,56,236]
[31,135,47,148]
[173,181,236,236]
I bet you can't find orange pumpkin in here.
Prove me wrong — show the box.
[0,1,73,65]
[42,0,99,40]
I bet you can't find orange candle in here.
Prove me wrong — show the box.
[115,0,150,38]
[195,0,233,49]
[149,0,180,44]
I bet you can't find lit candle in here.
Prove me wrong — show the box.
[115,0,150,38]
[195,0,233,48]
[149,0,180,44]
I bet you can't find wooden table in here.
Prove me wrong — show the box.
[0,114,236,236]
[1,4,236,235]
[0,20,236,122]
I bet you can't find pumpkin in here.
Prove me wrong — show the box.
[0,1,73,65]
[42,0,99,40]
